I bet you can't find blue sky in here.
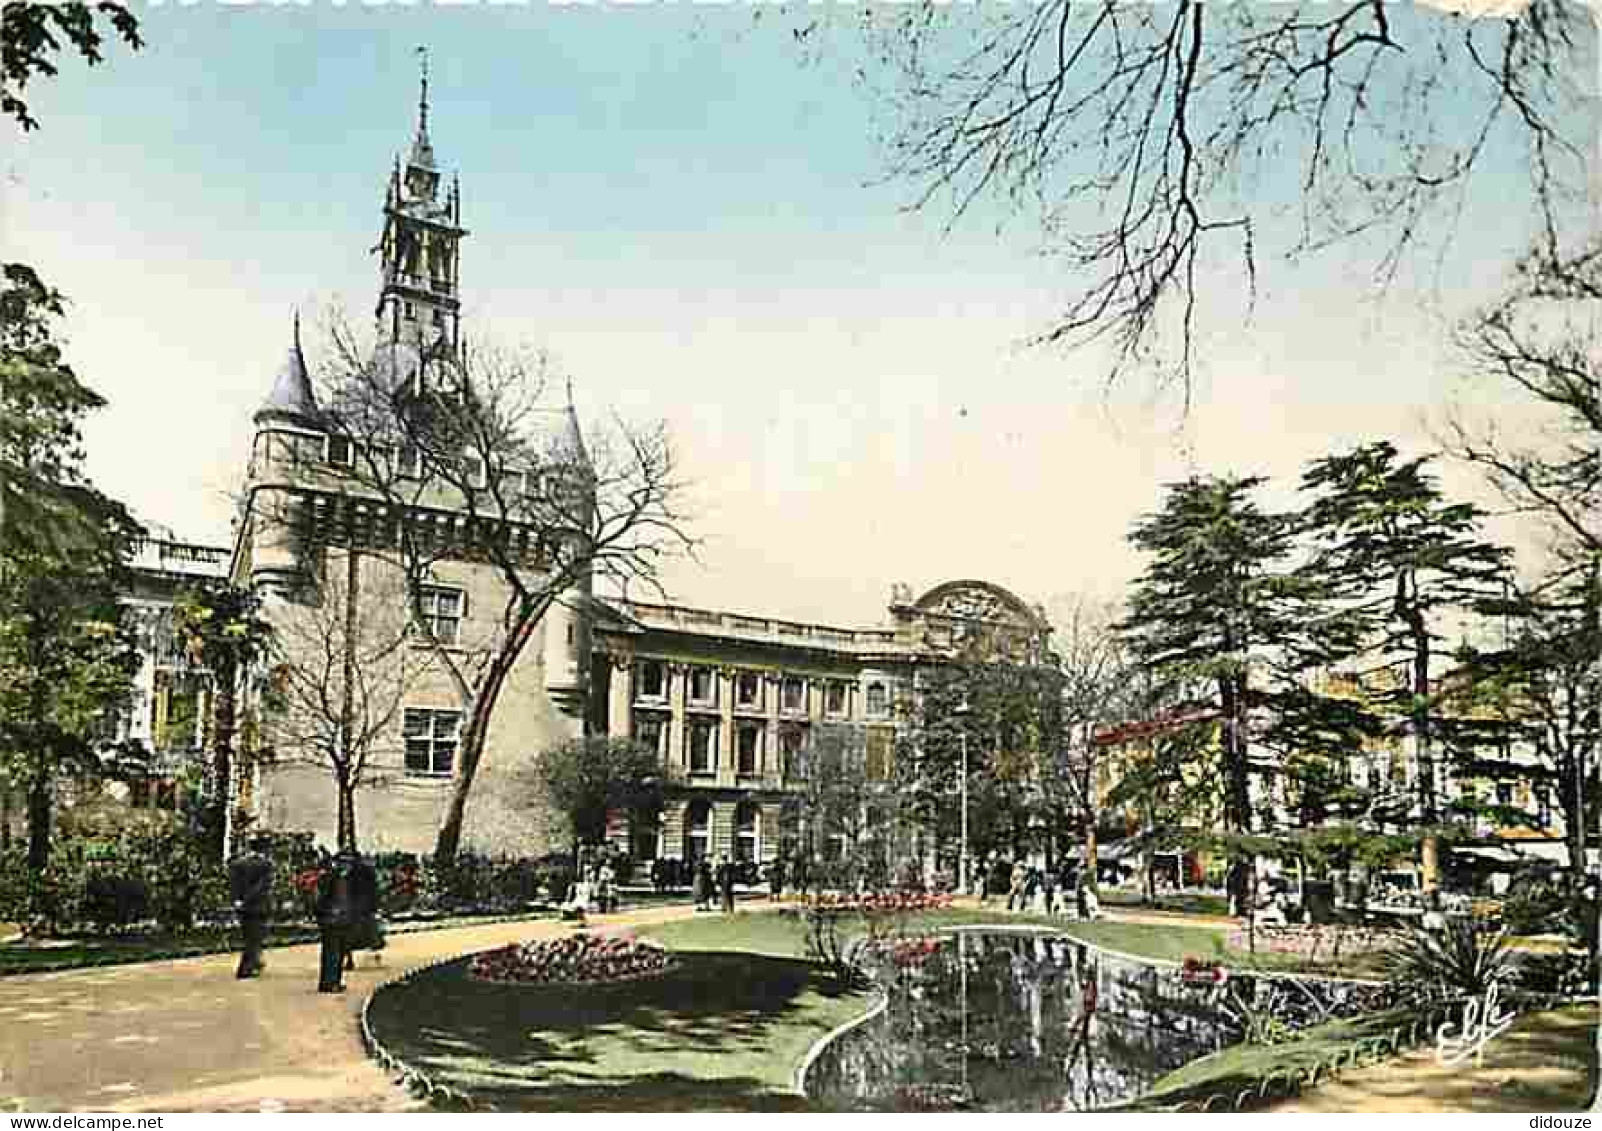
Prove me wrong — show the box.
[11,1,1590,624]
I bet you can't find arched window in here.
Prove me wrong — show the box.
[683,799,712,862]
[735,802,761,863]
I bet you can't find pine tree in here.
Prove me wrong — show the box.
[1121,476,1297,836]
[1298,441,1513,891]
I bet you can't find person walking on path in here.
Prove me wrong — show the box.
[344,853,384,972]
[717,853,736,914]
[314,850,356,993]
[693,856,713,911]
[228,834,274,979]
[769,854,786,901]
[1009,860,1027,912]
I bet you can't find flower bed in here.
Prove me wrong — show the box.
[1227,924,1399,962]
[799,891,955,918]
[467,931,676,985]
[1180,955,1228,986]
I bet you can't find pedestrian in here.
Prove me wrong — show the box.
[1009,860,1026,912]
[344,851,384,971]
[693,856,713,911]
[717,853,736,914]
[315,849,355,993]
[598,858,617,914]
[228,833,274,979]
[1041,867,1057,916]
[769,854,786,902]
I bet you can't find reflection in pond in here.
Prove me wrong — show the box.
[804,929,1388,1112]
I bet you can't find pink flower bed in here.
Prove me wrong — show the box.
[468,932,677,985]
[801,891,955,917]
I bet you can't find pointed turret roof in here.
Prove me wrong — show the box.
[559,376,590,468]
[254,311,320,424]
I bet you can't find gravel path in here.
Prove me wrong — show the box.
[0,902,706,1113]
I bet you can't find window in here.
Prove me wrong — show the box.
[781,677,806,714]
[326,435,354,468]
[866,729,892,781]
[466,456,487,488]
[736,672,761,708]
[1495,781,1514,807]
[825,683,847,716]
[779,727,805,779]
[418,586,463,645]
[689,667,717,706]
[404,300,416,321]
[397,445,420,478]
[866,682,888,718]
[405,709,459,776]
[634,715,667,758]
[688,720,718,775]
[684,800,712,862]
[736,724,763,777]
[1536,786,1553,827]
[735,802,760,862]
[637,661,666,700]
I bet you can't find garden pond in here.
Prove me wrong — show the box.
[803,927,1392,1112]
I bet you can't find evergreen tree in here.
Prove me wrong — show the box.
[1298,441,1513,891]
[1119,475,1298,843]
[0,265,142,882]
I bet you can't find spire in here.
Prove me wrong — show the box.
[255,309,319,424]
[559,377,590,468]
[409,45,436,170]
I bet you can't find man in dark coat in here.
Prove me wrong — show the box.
[343,853,383,972]
[228,834,274,979]
[315,850,356,993]
[717,853,736,914]
[768,854,786,901]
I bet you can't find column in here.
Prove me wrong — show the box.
[608,657,632,740]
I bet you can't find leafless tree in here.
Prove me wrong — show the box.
[795,1,1589,399]
[313,314,697,865]
[1446,240,1601,557]
[1042,596,1132,882]
[264,549,432,853]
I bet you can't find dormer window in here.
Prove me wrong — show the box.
[325,435,354,468]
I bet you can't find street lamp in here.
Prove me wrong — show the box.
[955,697,972,896]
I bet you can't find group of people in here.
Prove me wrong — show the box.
[226,835,385,994]
[690,854,742,913]
[979,856,1101,920]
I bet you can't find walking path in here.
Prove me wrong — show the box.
[1270,1005,1598,1113]
[0,901,705,1113]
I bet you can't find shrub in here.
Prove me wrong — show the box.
[1384,917,1512,1002]
[1501,876,1571,937]
[82,868,150,932]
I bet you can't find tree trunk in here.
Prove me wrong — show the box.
[1399,571,1439,894]
[211,655,238,860]
[337,776,358,853]
[433,618,533,867]
[337,547,360,855]
[25,771,51,875]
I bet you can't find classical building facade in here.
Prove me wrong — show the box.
[590,581,1053,868]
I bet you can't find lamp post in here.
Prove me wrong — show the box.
[956,698,972,896]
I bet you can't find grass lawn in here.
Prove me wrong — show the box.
[1103,891,1233,917]
[365,912,873,1111]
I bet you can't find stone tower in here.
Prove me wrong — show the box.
[540,382,595,721]
[375,50,466,357]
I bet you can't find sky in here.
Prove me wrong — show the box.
[10,1,1595,629]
